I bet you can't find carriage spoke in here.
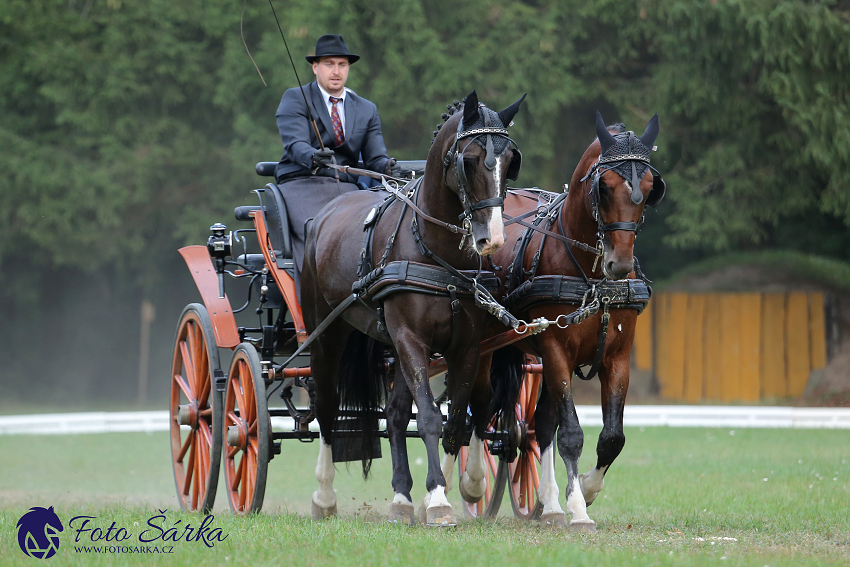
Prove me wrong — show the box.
[227,446,239,459]
[248,419,257,436]
[174,373,194,401]
[232,453,244,491]
[239,452,248,511]
[199,408,212,418]
[192,456,200,510]
[529,454,539,489]
[526,374,540,423]
[530,442,541,462]
[230,378,246,415]
[177,430,194,462]
[197,359,211,405]
[183,440,196,496]
[179,341,197,396]
[241,361,255,420]
[512,457,522,484]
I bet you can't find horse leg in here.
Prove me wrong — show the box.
[532,385,568,527]
[457,354,492,503]
[385,371,417,525]
[540,336,596,532]
[390,330,455,527]
[580,356,628,507]
[308,323,348,520]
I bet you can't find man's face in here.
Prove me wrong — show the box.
[312,56,350,96]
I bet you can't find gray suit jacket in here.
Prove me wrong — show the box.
[275,82,390,183]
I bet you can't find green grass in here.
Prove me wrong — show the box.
[1,427,848,566]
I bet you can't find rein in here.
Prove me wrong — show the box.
[328,164,471,236]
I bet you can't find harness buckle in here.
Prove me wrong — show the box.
[592,241,604,273]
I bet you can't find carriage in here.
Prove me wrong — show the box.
[168,99,662,529]
[169,158,545,519]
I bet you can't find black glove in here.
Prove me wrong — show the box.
[386,157,402,178]
[312,149,335,169]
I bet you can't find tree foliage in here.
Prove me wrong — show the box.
[1,0,849,298]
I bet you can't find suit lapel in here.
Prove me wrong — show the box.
[310,83,335,147]
[343,92,357,143]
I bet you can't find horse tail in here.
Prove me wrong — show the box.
[335,331,389,478]
[488,345,524,425]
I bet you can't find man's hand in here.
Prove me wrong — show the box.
[312,149,335,169]
[386,157,402,178]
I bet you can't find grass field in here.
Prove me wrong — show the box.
[1,426,848,566]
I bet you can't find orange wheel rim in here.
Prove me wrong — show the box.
[225,353,260,514]
[170,315,214,512]
[509,357,542,519]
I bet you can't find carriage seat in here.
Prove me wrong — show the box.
[232,183,294,274]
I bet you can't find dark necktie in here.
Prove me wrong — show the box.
[329,96,345,146]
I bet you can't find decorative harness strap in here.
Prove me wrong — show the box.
[502,187,653,381]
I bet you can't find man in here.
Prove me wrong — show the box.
[274,34,398,298]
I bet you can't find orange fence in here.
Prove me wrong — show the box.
[633,292,827,402]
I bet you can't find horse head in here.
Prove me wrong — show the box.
[575,111,663,280]
[429,90,526,256]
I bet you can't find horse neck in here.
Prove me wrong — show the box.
[413,153,475,268]
[546,164,602,278]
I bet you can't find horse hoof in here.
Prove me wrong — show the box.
[458,477,484,504]
[540,512,568,528]
[311,500,337,520]
[388,502,416,526]
[568,519,597,533]
[426,505,457,527]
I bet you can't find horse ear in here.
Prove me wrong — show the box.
[498,93,527,127]
[639,113,659,149]
[463,90,479,128]
[596,111,616,154]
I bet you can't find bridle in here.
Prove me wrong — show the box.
[443,104,522,237]
[579,130,665,248]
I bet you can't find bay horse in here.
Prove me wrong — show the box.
[484,112,663,530]
[301,91,526,526]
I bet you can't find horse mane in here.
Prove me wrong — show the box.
[430,98,468,145]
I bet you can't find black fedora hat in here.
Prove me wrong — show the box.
[305,34,360,64]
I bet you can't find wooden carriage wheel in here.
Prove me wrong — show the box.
[457,422,508,519]
[169,303,223,513]
[223,343,270,514]
[508,356,543,520]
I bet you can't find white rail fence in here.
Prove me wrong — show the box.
[1,406,848,435]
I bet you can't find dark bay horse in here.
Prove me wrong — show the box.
[301,91,526,526]
[483,112,663,531]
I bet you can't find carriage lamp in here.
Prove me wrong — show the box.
[207,223,232,298]
[207,223,232,259]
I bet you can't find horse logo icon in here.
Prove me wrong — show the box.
[16,506,63,559]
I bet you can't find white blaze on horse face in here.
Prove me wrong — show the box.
[537,445,565,516]
[312,437,336,509]
[440,452,456,493]
[460,434,487,501]
[481,155,505,255]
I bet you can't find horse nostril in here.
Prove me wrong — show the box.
[476,238,488,250]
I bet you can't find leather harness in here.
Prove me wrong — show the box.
[503,188,652,381]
